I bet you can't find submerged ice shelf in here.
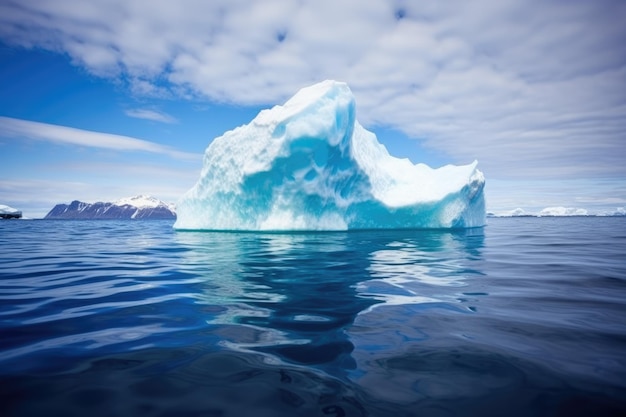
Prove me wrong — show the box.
[174,80,485,231]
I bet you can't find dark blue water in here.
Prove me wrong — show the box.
[1,217,625,416]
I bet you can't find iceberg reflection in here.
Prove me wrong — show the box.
[358,229,485,311]
[174,228,485,378]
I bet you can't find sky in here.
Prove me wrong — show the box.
[0,0,625,218]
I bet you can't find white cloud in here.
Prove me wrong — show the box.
[125,108,178,123]
[0,116,199,160]
[1,0,625,184]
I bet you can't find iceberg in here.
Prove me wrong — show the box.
[174,80,485,231]
[539,207,589,217]
[0,204,22,219]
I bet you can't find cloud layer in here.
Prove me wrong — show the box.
[1,0,625,180]
[125,108,178,124]
[0,116,198,160]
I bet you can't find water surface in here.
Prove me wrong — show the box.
[1,217,625,416]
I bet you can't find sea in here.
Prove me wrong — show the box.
[1,217,625,417]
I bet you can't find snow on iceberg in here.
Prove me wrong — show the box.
[0,204,22,219]
[0,204,20,215]
[174,80,485,231]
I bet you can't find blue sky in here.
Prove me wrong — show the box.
[1,0,625,218]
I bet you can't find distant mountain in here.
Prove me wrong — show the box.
[44,195,176,220]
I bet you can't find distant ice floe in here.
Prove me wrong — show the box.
[0,204,20,215]
[0,204,22,219]
[539,206,589,217]
[489,206,626,217]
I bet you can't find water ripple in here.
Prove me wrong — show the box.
[1,218,625,416]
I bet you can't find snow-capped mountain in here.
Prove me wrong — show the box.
[44,195,176,220]
[114,195,176,213]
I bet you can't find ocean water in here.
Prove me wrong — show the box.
[0,217,625,417]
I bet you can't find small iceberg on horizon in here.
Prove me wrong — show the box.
[0,204,22,219]
[174,80,485,231]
